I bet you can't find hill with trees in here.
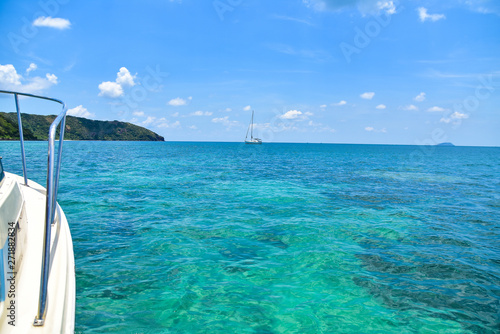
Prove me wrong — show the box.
[0,112,164,141]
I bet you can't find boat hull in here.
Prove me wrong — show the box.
[0,173,75,333]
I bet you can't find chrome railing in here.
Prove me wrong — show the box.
[0,90,67,326]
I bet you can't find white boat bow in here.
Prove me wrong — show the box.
[0,90,75,333]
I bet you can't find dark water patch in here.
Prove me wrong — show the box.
[255,227,291,249]
[355,252,500,332]
[258,237,289,249]
[101,289,127,300]
[219,245,260,261]
[468,218,496,227]
[353,275,500,333]
[172,290,198,313]
[427,235,473,248]
[356,254,414,274]
[323,191,414,208]
[225,264,252,273]
[87,289,128,300]
[106,225,137,237]
[486,200,500,209]
[113,280,158,295]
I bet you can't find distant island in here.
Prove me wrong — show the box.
[0,112,164,141]
[436,142,455,147]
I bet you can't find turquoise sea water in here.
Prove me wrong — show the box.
[1,141,499,333]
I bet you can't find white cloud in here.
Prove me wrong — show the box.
[308,120,336,133]
[267,43,330,61]
[303,0,398,15]
[33,16,71,29]
[320,104,327,109]
[133,111,145,117]
[460,0,500,15]
[116,67,136,87]
[243,105,251,111]
[0,64,58,93]
[0,64,22,86]
[168,97,188,106]
[225,108,232,112]
[189,125,198,130]
[333,100,347,106]
[26,63,37,74]
[418,7,446,22]
[451,111,468,119]
[280,109,303,119]
[22,74,58,92]
[427,106,447,112]
[67,105,94,118]
[414,92,426,102]
[377,1,396,15]
[257,121,297,132]
[212,116,230,123]
[401,104,419,111]
[46,73,58,84]
[142,116,156,125]
[212,116,239,127]
[307,0,496,16]
[440,111,469,123]
[365,126,387,133]
[190,111,213,116]
[272,14,315,26]
[172,112,179,117]
[158,120,181,128]
[376,104,386,109]
[360,92,375,100]
[98,81,123,98]
[98,67,135,98]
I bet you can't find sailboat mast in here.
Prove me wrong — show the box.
[245,120,250,141]
[251,110,254,140]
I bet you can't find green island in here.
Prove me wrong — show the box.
[0,112,164,141]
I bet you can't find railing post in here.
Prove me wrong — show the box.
[33,125,56,326]
[14,93,28,186]
[51,113,66,225]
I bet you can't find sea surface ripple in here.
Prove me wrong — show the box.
[1,141,499,333]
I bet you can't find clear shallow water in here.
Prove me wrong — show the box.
[1,142,499,333]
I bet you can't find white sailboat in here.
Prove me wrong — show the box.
[0,90,75,333]
[244,110,262,145]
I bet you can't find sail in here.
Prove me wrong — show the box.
[245,110,262,144]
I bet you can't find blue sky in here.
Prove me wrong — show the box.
[0,0,499,145]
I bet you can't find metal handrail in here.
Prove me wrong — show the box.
[0,90,67,326]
